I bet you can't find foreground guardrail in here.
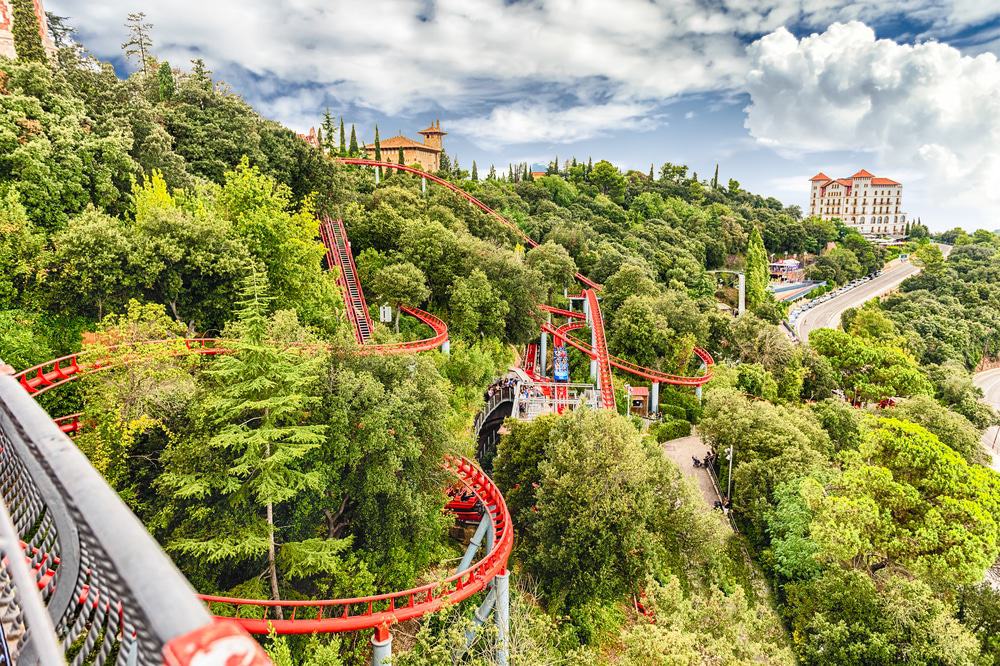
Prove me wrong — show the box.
[0,362,268,665]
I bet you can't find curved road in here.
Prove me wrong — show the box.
[795,245,951,340]
[975,369,1000,470]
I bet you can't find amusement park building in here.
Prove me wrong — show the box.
[364,121,446,172]
[808,169,907,236]
[0,0,56,58]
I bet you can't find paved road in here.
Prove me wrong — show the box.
[795,244,951,340]
[975,369,1000,471]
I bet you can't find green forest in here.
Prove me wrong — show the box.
[3,10,1000,665]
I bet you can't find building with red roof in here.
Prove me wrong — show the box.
[808,169,907,236]
[364,120,446,172]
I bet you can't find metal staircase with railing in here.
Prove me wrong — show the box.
[320,217,374,344]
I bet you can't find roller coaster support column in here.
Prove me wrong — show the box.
[464,588,497,648]
[442,338,451,356]
[495,569,511,666]
[590,324,598,381]
[422,176,427,194]
[540,314,549,378]
[375,166,381,186]
[456,516,491,574]
[651,382,660,414]
[372,626,392,666]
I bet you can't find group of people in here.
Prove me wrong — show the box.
[484,377,518,402]
[691,449,718,469]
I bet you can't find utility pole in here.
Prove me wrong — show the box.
[726,446,734,500]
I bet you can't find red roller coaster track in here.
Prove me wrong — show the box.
[16,351,512,638]
[337,158,714,397]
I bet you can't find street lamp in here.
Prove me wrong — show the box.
[725,446,734,501]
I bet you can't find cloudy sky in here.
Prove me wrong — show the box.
[49,1,1000,230]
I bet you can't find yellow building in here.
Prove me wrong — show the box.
[365,120,446,172]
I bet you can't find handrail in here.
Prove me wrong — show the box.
[0,365,267,664]
[538,305,586,320]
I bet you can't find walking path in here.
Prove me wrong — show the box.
[662,431,731,531]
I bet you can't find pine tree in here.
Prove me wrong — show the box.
[45,12,74,49]
[648,164,654,180]
[397,147,405,166]
[122,12,153,75]
[487,164,497,180]
[321,110,336,155]
[166,271,327,615]
[315,127,324,151]
[586,157,593,174]
[11,0,46,62]
[339,117,347,156]
[191,58,212,91]
[156,61,175,101]
[508,165,514,181]
[349,125,359,156]
[692,171,698,183]
[373,125,382,162]
[571,157,578,168]
[745,227,769,310]
[712,163,719,189]
[471,161,478,181]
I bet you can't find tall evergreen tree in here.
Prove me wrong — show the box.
[745,227,770,310]
[349,125,359,156]
[586,157,593,174]
[122,12,153,75]
[315,127,324,151]
[339,117,347,156]
[156,61,175,101]
[11,0,46,62]
[508,165,514,181]
[487,164,497,180]
[712,163,719,189]
[373,125,382,162]
[471,161,478,181]
[321,110,336,155]
[397,147,405,166]
[44,11,74,49]
[648,164,654,180]
[165,271,328,614]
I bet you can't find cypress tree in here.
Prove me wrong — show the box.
[648,164,654,180]
[586,157,593,174]
[315,127,324,151]
[488,164,496,180]
[321,110,336,155]
[11,0,47,62]
[339,117,347,156]
[397,147,405,166]
[712,163,719,188]
[156,61,175,101]
[745,227,769,310]
[508,165,514,181]
[373,125,382,162]
[471,161,478,181]
[349,125,359,156]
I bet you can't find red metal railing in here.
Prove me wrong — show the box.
[354,305,449,356]
[538,304,586,320]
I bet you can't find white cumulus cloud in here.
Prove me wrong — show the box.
[448,102,659,147]
[745,21,1000,227]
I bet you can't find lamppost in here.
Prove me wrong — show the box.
[725,446,734,500]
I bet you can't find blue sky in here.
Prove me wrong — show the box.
[49,1,1000,230]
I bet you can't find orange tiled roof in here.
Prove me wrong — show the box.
[871,177,900,185]
[810,172,831,181]
[366,135,441,152]
[851,168,875,178]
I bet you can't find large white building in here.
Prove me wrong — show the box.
[808,169,907,236]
